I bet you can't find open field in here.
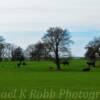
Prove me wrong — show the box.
[0,59,100,100]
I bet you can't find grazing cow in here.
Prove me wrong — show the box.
[87,62,96,68]
[17,55,26,67]
[62,61,70,66]
[22,62,26,65]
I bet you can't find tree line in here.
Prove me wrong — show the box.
[0,27,100,70]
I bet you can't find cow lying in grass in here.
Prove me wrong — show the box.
[83,68,91,71]
[49,67,55,71]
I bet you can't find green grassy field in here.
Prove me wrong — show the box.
[0,59,100,100]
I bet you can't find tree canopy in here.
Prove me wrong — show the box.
[85,37,100,62]
[42,27,72,70]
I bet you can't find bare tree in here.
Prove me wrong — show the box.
[26,44,35,60]
[26,42,51,60]
[34,41,44,60]
[11,47,24,61]
[2,43,17,60]
[42,27,72,70]
[0,36,5,61]
[42,42,52,59]
[85,37,100,67]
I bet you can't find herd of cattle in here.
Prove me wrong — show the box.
[17,57,96,72]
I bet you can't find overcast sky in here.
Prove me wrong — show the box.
[0,0,100,57]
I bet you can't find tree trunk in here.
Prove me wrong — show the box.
[55,52,60,70]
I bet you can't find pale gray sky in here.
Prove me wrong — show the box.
[0,0,100,56]
[0,0,100,31]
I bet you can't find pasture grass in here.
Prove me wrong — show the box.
[0,59,100,100]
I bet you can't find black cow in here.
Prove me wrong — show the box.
[62,61,70,66]
[83,68,91,71]
[17,55,26,67]
[87,62,96,68]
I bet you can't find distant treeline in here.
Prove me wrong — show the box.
[0,27,100,70]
